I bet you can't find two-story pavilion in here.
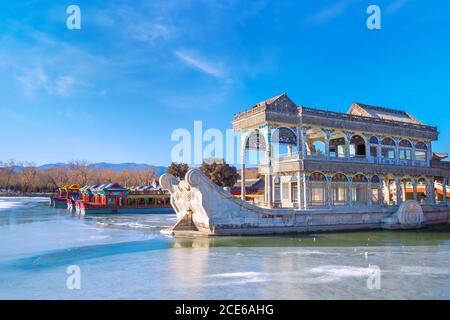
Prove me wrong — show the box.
[233,94,450,210]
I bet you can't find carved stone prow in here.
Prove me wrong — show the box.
[159,173,183,219]
[382,200,425,229]
[159,171,209,235]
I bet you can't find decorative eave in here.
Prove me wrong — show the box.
[232,93,439,140]
[433,152,449,161]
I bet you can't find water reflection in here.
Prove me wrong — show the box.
[170,227,450,249]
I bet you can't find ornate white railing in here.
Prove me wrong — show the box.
[270,153,430,167]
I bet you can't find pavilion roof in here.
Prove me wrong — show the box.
[347,102,423,125]
[233,93,436,136]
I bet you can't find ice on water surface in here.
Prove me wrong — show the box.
[0,197,450,299]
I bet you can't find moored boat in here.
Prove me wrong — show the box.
[74,182,173,215]
[49,184,81,208]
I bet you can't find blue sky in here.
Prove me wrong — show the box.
[1,0,449,166]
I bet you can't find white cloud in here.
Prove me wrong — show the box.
[113,5,174,45]
[128,21,172,44]
[16,67,77,97]
[174,50,226,78]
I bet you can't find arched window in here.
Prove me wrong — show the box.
[272,127,297,145]
[381,138,396,160]
[352,174,368,205]
[382,137,396,146]
[245,130,266,150]
[353,174,368,183]
[308,172,327,206]
[309,172,327,182]
[369,136,379,157]
[399,140,412,148]
[371,175,381,184]
[271,127,298,158]
[369,136,379,144]
[399,140,413,160]
[331,173,348,182]
[370,175,381,205]
[331,173,348,206]
[245,130,267,167]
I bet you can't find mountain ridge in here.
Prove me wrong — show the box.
[15,163,167,176]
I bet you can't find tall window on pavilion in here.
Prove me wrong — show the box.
[311,141,325,156]
[369,136,378,158]
[329,134,346,158]
[291,182,298,203]
[399,140,413,161]
[381,138,396,160]
[415,142,428,162]
[417,177,427,203]
[311,187,325,205]
[308,172,327,206]
[331,173,348,206]
[274,177,281,202]
[350,135,366,158]
[371,175,381,205]
[290,175,298,204]
[352,174,368,205]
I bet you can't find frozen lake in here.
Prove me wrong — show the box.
[1,197,450,299]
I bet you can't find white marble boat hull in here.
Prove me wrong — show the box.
[160,169,450,236]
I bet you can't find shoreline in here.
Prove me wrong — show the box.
[0,192,54,198]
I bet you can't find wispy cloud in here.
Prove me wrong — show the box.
[174,50,226,78]
[130,23,172,43]
[114,5,174,44]
[16,67,78,97]
[305,0,357,24]
[386,0,410,15]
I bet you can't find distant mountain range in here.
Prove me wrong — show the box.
[18,163,167,176]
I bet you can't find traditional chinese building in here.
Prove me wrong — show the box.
[161,93,450,236]
[232,93,450,210]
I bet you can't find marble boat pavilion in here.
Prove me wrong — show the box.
[233,94,450,210]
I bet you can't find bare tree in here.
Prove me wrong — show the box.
[68,160,91,186]
[0,159,16,191]
[0,159,167,194]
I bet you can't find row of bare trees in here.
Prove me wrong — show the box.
[0,160,157,194]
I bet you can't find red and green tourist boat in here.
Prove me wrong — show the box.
[72,183,173,215]
[49,184,81,208]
